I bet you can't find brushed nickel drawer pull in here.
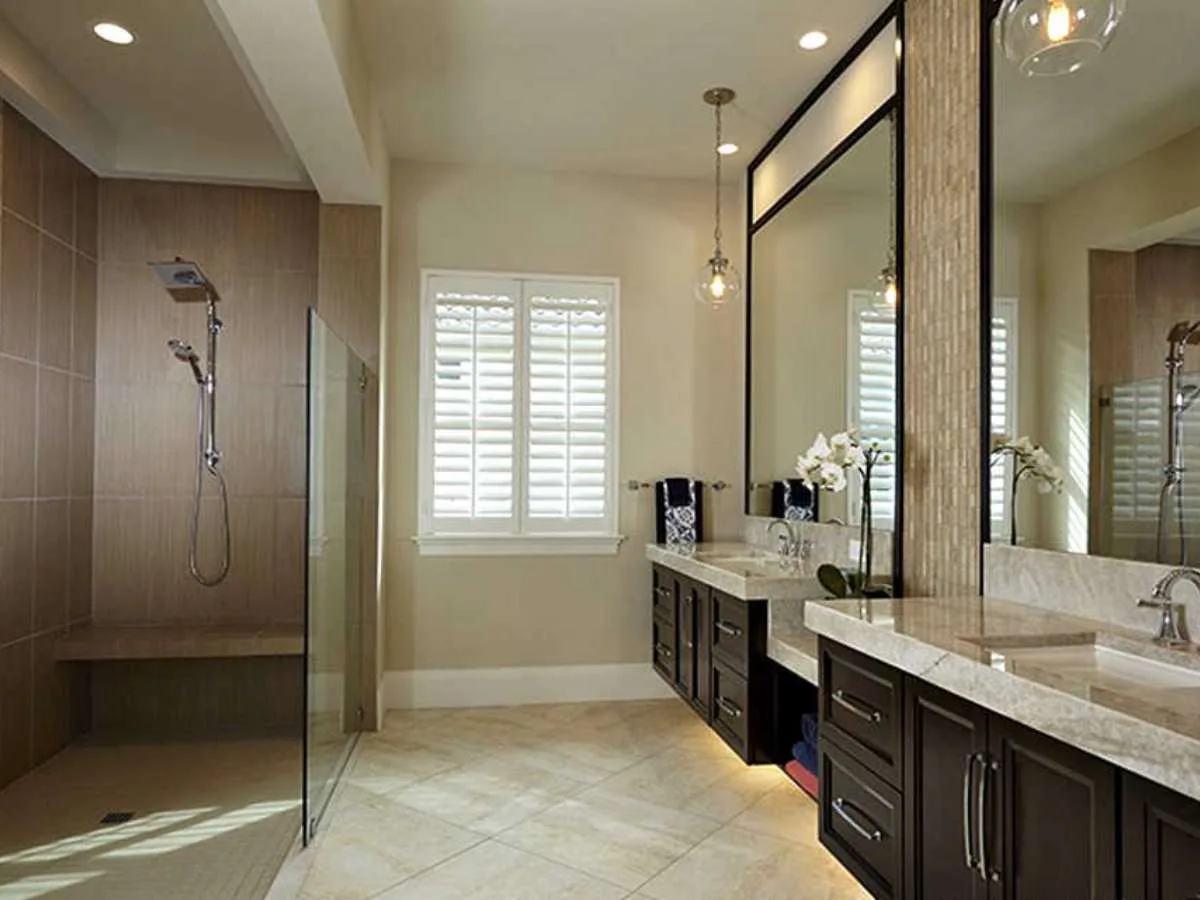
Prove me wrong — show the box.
[963,753,979,871]
[716,697,742,719]
[654,587,671,599]
[655,643,673,659]
[832,689,882,724]
[832,797,882,843]
[715,620,743,638]
[978,758,1000,883]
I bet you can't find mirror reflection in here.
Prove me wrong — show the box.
[747,117,898,540]
[990,0,1200,563]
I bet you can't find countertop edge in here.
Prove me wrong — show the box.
[767,633,819,686]
[805,602,1200,804]
[644,543,823,601]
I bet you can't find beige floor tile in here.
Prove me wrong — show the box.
[496,790,720,889]
[584,743,787,823]
[373,840,627,900]
[637,825,872,900]
[388,754,591,835]
[299,793,481,899]
[729,782,823,847]
[342,736,459,797]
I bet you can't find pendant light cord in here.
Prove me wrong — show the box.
[713,100,723,255]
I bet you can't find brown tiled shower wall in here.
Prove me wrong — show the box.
[0,106,97,785]
[901,0,984,597]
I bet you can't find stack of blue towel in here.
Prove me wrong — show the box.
[791,713,819,778]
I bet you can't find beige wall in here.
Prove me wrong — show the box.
[750,188,889,524]
[0,105,96,787]
[383,161,741,671]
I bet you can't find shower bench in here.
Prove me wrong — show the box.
[54,624,304,661]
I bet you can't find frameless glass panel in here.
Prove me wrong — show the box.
[303,309,369,841]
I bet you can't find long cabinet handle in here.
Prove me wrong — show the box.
[715,620,743,638]
[832,797,883,843]
[962,753,978,872]
[716,697,743,719]
[654,642,673,659]
[977,758,1000,883]
[832,689,883,725]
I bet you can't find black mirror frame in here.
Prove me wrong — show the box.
[743,2,906,594]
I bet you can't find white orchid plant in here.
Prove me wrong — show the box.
[796,430,889,597]
[990,435,1064,545]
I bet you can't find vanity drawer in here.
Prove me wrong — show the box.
[651,566,676,624]
[711,661,749,755]
[820,639,903,787]
[711,591,750,675]
[652,616,676,683]
[819,736,902,900]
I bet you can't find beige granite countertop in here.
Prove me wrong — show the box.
[645,542,827,601]
[805,595,1200,802]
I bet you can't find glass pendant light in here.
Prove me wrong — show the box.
[880,110,899,308]
[695,88,742,309]
[998,0,1125,77]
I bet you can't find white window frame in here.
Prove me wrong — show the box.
[990,297,1020,538]
[416,268,622,557]
[846,290,898,531]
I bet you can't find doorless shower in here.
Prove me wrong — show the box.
[151,260,231,586]
[1156,320,1200,565]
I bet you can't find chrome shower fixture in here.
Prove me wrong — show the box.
[1156,320,1200,565]
[151,258,230,586]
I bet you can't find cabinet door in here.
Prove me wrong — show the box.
[904,679,989,900]
[1123,772,1200,900]
[987,717,1117,900]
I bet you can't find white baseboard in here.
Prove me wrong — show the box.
[382,663,675,710]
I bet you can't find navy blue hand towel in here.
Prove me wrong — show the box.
[655,478,704,545]
[801,713,819,747]
[771,479,818,522]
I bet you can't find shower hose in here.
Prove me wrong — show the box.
[188,381,231,586]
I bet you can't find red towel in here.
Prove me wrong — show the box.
[785,759,818,799]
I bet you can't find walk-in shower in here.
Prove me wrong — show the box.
[151,260,231,586]
[1156,320,1200,564]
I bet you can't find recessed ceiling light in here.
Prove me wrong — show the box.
[717,142,739,156]
[798,31,829,50]
[93,22,135,45]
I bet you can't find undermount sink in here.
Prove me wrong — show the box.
[961,633,1200,690]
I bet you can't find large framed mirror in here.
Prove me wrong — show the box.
[745,5,903,588]
[985,0,1200,565]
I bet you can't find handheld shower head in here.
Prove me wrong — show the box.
[168,339,204,383]
[1168,321,1200,345]
[149,259,220,304]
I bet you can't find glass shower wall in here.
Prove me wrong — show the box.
[303,310,372,841]
[1097,372,1200,563]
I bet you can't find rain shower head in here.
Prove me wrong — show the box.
[168,339,204,383]
[149,259,219,304]
[1168,321,1200,345]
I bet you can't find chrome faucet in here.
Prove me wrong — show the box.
[1137,567,1199,647]
[767,518,812,563]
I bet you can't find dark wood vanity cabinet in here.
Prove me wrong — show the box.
[819,638,1127,900]
[1124,772,1200,900]
[650,565,768,763]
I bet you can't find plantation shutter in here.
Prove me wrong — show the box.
[525,282,614,531]
[848,293,897,527]
[420,272,618,542]
[1108,378,1166,554]
[426,275,518,531]
[990,299,1019,533]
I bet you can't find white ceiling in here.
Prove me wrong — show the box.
[0,0,307,185]
[352,0,890,180]
[995,0,1200,202]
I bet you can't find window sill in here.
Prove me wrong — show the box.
[413,534,626,557]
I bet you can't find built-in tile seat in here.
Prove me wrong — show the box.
[55,624,304,661]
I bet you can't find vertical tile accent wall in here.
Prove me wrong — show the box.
[0,106,96,787]
[902,0,984,596]
[95,181,318,627]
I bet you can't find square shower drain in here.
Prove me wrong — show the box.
[99,811,136,826]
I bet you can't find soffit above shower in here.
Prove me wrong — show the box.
[351,0,889,180]
[0,0,309,187]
